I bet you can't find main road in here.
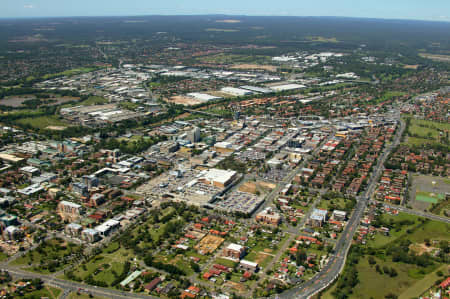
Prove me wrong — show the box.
[375,201,450,224]
[0,265,158,299]
[275,113,405,299]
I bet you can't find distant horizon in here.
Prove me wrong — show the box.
[0,13,449,24]
[2,0,449,22]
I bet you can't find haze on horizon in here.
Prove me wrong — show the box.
[1,0,450,22]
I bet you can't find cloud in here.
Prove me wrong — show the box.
[24,4,34,9]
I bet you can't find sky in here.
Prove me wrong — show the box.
[1,0,450,22]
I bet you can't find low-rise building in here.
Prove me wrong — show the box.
[255,207,281,226]
[81,228,101,243]
[308,209,328,227]
[332,210,347,221]
[222,243,246,260]
[57,200,84,222]
[198,168,237,188]
[65,223,83,237]
[239,259,259,272]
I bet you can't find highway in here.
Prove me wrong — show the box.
[274,113,405,299]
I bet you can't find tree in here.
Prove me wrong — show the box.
[389,268,398,277]
[190,261,200,273]
[296,250,307,266]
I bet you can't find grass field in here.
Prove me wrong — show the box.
[70,244,132,286]
[317,197,348,211]
[23,285,62,299]
[399,264,448,299]
[17,115,69,130]
[68,292,108,299]
[41,67,99,80]
[79,96,109,106]
[415,191,443,204]
[0,251,8,262]
[11,238,83,273]
[351,257,424,298]
[404,116,450,147]
[322,213,449,299]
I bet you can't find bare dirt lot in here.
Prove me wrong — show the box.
[230,64,278,72]
[166,95,202,106]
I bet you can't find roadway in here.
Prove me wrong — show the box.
[1,266,158,299]
[374,201,450,224]
[274,112,405,298]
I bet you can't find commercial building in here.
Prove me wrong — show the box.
[187,127,201,143]
[3,225,23,241]
[255,207,281,226]
[72,182,88,197]
[198,168,237,188]
[308,209,328,227]
[19,166,40,177]
[222,243,246,260]
[57,201,84,222]
[221,87,253,97]
[187,93,222,102]
[81,228,101,243]
[332,210,347,221]
[65,223,83,237]
[94,219,120,237]
[17,184,44,196]
[83,175,99,190]
[239,260,259,272]
[270,84,306,92]
[240,85,273,94]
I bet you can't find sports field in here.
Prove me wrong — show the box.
[415,191,444,204]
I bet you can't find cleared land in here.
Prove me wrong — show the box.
[167,95,203,106]
[230,64,278,72]
[419,53,450,62]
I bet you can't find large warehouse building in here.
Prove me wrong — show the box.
[198,168,237,188]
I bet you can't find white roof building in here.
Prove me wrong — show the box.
[226,243,244,252]
[198,168,237,187]
[221,87,253,97]
[270,84,306,92]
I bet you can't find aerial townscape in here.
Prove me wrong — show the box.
[0,5,448,299]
